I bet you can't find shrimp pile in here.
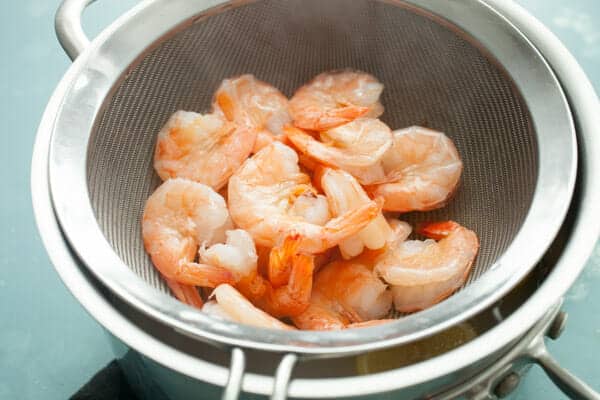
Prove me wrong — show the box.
[142,70,479,331]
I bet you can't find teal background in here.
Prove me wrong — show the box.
[0,1,598,398]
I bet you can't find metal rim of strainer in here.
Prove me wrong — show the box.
[48,0,576,355]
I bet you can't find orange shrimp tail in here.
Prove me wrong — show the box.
[164,278,204,309]
[265,254,314,318]
[216,92,236,121]
[268,234,302,287]
[173,262,236,287]
[319,198,382,250]
[292,106,370,131]
[325,105,370,126]
[416,220,461,240]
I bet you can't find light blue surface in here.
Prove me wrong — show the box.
[0,1,598,399]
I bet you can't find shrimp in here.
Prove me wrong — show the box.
[319,167,392,259]
[289,70,384,131]
[154,111,256,190]
[212,284,295,330]
[292,261,392,330]
[202,232,315,318]
[374,220,479,312]
[367,126,463,212]
[199,229,258,282]
[227,142,381,253]
[284,118,392,184]
[142,178,235,288]
[213,74,291,153]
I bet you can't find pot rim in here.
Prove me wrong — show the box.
[32,0,600,397]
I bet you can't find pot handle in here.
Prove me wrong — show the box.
[55,0,97,60]
[223,348,298,400]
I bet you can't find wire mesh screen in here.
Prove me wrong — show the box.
[87,0,537,300]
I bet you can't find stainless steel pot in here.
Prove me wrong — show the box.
[33,0,600,398]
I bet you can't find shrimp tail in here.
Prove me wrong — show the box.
[317,198,382,251]
[263,240,315,318]
[164,278,204,309]
[216,92,236,121]
[293,106,369,131]
[172,262,236,287]
[268,234,302,287]
[316,105,370,130]
[417,220,461,240]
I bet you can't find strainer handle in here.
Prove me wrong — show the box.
[55,0,97,60]
[222,348,298,400]
[527,336,600,400]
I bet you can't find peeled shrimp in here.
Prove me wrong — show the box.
[154,111,256,190]
[142,178,235,288]
[367,126,463,212]
[212,284,295,330]
[292,261,392,330]
[199,229,258,282]
[319,167,392,259]
[285,118,392,184]
[202,231,315,318]
[289,70,384,131]
[213,74,291,153]
[375,221,479,312]
[227,142,381,253]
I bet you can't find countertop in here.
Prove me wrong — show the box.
[0,1,598,399]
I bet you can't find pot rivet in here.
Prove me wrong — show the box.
[547,311,568,340]
[494,372,520,398]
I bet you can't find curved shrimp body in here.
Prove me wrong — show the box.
[320,167,392,259]
[142,178,235,288]
[375,221,479,312]
[289,70,384,131]
[213,74,291,152]
[285,118,392,184]
[292,261,392,330]
[228,142,381,253]
[367,126,463,212]
[154,111,257,190]
[212,284,295,330]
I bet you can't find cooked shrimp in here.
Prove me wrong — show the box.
[289,70,384,131]
[292,261,392,330]
[212,284,295,330]
[285,118,392,184]
[320,167,392,259]
[199,229,258,282]
[202,232,315,318]
[142,178,235,287]
[227,142,381,253]
[374,221,479,312]
[154,111,256,190]
[367,126,463,212]
[213,74,291,153]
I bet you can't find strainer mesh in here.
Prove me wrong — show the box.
[87,0,537,299]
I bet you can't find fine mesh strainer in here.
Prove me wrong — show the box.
[48,0,575,390]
